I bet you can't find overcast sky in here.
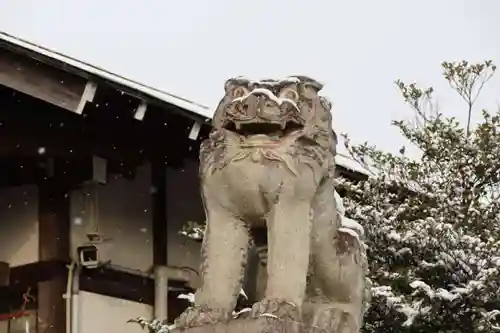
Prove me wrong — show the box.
[1,0,499,154]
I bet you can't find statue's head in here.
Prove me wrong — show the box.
[213,76,332,137]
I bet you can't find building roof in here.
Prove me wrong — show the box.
[0,31,369,177]
[0,31,212,120]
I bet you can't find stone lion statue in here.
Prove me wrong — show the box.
[245,191,371,332]
[175,76,366,332]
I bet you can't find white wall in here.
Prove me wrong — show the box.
[0,185,39,266]
[79,291,152,333]
[0,160,204,275]
[70,163,155,272]
[70,160,204,272]
[6,310,37,333]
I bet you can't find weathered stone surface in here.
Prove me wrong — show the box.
[171,317,327,333]
[175,76,367,333]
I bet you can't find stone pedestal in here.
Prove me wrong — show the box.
[171,317,328,333]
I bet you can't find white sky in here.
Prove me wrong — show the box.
[1,0,499,154]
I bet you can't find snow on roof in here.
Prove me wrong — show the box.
[335,152,369,176]
[0,31,369,176]
[0,31,212,119]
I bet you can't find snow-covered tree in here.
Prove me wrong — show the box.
[339,60,500,332]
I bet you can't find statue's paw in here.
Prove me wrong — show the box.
[311,306,358,333]
[174,305,231,329]
[250,298,301,322]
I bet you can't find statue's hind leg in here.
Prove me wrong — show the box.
[305,179,366,333]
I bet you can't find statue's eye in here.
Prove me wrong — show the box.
[232,86,249,98]
[279,88,299,102]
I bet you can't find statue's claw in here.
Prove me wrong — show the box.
[250,298,302,322]
[174,305,231,329]
[311,306,358,333]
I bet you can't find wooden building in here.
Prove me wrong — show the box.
[0,32,367,333]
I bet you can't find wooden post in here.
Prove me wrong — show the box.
[38,175,70,333]
[0,262,9,287]
[150,154,169,321]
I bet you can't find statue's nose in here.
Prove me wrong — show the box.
[236,92,280,119]
[240,94,259,110]
[256,96,280,118]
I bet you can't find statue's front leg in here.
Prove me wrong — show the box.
[176,203,249,328]
[251,188,313,322]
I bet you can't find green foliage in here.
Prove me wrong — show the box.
[341,60,500,332]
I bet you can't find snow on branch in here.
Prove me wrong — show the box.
[342,60,500,331]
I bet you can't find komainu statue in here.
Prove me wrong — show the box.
[175,76,367,332]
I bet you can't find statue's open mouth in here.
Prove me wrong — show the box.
[224,120,303,136]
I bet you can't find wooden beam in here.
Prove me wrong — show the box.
[37,176,70,333]
[134,100,148,121]
[75,81,98,114]
[79,267,190,323]
[0,262,8,287]
[0,156,143,189]
[0,124,144,164]
[150,154,169,320]
[9,261,67,288]
[0,260,191,322]
[151,156,168,266]
[188,121,201,140]
[0,48,91,114]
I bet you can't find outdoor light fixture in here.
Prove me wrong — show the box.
[76,244,99,269]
